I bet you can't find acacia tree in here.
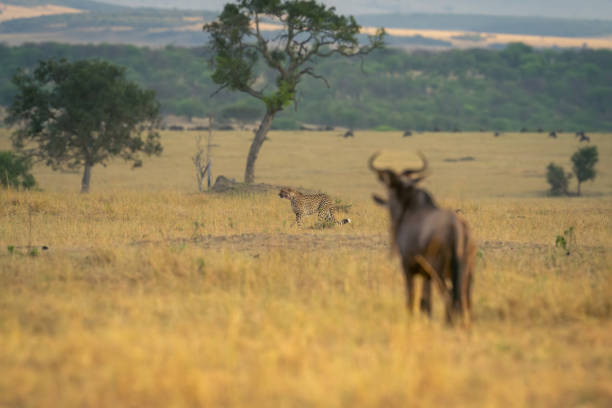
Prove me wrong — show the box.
[6,59,162,193]
[204,0,384,183]
[571,145,598,196]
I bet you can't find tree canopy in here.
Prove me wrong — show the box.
[5,58,162,192]
[571,145,598,196]
[1,43,611,132]
[203,0,384,183]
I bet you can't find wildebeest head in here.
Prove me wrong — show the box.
[369,152,431,224]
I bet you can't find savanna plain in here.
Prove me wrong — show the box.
[1,129,611,407]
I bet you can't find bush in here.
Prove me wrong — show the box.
[0,151,36,189]
[546,162,571,196]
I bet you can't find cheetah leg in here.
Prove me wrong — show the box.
[295,213,303,227]
[318,210,336,226]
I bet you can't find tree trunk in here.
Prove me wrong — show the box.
[81,163,92,193]
[576,180,581,196]
[244,110,275,184]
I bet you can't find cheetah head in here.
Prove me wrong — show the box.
[278,187,296,199]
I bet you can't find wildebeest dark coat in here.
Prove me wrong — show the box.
[370,153,475,326]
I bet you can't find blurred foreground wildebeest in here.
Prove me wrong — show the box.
[369,152,476,326]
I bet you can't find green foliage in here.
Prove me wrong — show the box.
[571,146,598,195]
[545,162,571,196]
[175,99,205,121]
[374,125,398,132]
[5,58,162,191]
[271,117,299,130]
[0,43,611,131]
[220,103,263,123]
[0,151,36,189]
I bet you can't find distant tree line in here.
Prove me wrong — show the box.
[0,42,611,131]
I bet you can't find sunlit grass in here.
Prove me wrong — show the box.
[0,129,611,407]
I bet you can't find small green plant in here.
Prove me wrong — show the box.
[0,151,36,189]
[546,162,571,196]
[7,245,15,254]
[555,226,576,255]
[196,258,206,277]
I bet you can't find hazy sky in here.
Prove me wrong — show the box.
[97,1,612,20]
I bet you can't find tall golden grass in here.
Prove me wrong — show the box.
[1,129,611,407]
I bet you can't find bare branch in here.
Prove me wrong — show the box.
[210,84,229,98]
[298,67,330,88]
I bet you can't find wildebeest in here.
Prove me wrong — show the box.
[403,130,412,137]
[369,152,475,326]
[494,131,501,137]
[549,131,557,138]
[344,129,354,138]
[576,131,590,142]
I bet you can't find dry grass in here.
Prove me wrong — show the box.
[1,129,611,407]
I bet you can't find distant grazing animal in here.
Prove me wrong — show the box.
[369,152,475,326]
[549,131,557,138]
[494,131,501,137]
[403,130,412,137]
[344,129,354,138]
[279,188,351,227]
[576,131,590,142]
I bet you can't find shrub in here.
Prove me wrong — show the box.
[0,151,36,189]
[546,162,571,196]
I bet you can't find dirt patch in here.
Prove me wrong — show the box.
[130,233,607,255]
[132,232,390,254]
[443,156,476,163]
[15,234,607,260]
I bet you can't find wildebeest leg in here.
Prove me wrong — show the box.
[403,269,415,314]
[420,277,432,317]
[462,270,473,327]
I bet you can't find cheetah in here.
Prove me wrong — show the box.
[278,187,351,227]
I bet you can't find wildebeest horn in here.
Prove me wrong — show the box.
[368,152,383,173]
[368,152,399,176]
[401,151,428,178]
